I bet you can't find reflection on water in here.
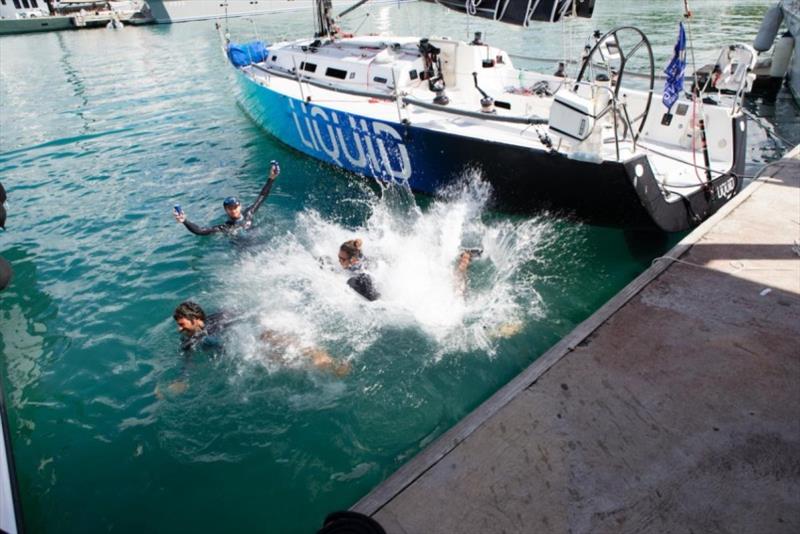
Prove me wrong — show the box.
[56,32,92,134]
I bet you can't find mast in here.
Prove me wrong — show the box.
[314,0,335,38]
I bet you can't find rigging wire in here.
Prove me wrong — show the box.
[681,0,711,184]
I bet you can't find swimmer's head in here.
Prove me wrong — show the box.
[339,238,363,268]
[173,301,206,335]
[223,196,242,219]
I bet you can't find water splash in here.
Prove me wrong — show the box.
[222,171,557,367]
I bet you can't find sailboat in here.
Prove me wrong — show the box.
[219,0,756,231]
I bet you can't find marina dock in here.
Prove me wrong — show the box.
[353,148,800,533]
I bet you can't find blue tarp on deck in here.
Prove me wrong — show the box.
[227,41,269,67]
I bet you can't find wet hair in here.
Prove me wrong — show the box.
[173,301,206,322]
[339,239,363,260]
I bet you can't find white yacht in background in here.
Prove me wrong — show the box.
[0,0,151,34]
[0,0,73,33]
[146,0,405,24]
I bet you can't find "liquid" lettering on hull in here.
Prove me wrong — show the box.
[288,100,412,181]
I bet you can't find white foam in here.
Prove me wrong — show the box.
[222,172,555,367]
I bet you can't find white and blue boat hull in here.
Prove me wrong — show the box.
[232,57,747,230]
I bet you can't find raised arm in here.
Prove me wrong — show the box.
[245,164,280,216]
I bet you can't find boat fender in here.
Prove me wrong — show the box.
[753,5,783,52]
[769,31,794,78]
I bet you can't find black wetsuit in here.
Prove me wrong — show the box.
[183,177,276,236]
[180,311,236,352]
[345,261,380,301]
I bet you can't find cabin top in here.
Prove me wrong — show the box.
[265,34,518,93]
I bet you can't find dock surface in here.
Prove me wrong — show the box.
[353,150,800,533]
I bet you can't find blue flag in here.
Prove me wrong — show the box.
[663,22,687,111]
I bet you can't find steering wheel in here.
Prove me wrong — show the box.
[575,26,655,145]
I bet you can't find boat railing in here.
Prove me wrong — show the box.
[698,43,757,115]
[248,63,549,126]
[510,54,673,84]
[401,96,548,125]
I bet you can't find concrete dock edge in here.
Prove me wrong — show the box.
[352,146,800,523]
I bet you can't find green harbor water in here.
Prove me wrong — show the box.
[0,1,795,532]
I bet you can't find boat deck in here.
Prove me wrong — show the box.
[246,43,738,193]
[352,147,800,533]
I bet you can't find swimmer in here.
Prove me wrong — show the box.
[173,301,232,352]
[455,248,482,297]
[174,161,280,236]
[339,239,380,301]
[454,249,525,338]
[172,301,348,374]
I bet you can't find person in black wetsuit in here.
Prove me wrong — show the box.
[174,163,280,236]
[172,301,350,375]
[338,239,380,301]
[173,301,233,352]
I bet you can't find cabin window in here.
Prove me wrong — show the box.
[21,0,29,8]
[1,0,7,6]
[495,101,511,110]
[271,55,277,62]
[409,69,418,80]
[373,76,387,84]
[349,72,356,79]
[13,0,21,9]
[325,67,348,80]
[301,62,317,73]
[30,0,37,6]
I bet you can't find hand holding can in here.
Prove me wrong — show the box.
[173,204,186,223]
